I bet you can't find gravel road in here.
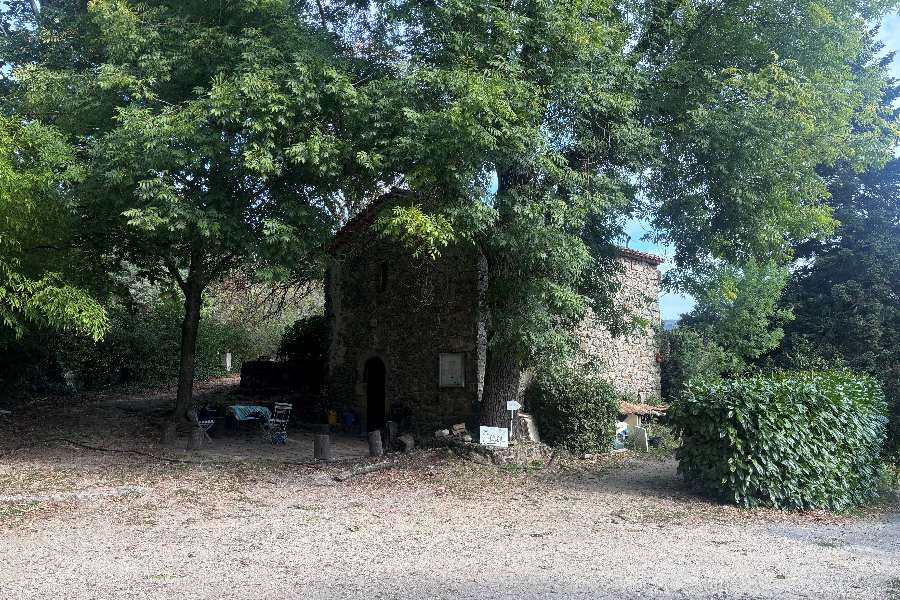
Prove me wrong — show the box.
[1,385,898,600]
[1,450,898,600]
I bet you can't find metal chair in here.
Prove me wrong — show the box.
[261,402,292,444]
[193,406,217,443]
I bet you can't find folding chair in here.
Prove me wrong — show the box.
[261,403,292,444]
[193,406,217,443]
[198,418,215,442]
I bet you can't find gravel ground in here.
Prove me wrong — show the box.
[1,382,898,600]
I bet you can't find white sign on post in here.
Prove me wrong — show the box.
[507,400,522,411]
[480,426,509,447]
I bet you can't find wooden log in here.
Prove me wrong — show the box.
[384,421,398,452]
[398,434,415,454]
[314,434,332,460]
[368,430,383,457]
[186,426,203,450]
[334,460,393,481]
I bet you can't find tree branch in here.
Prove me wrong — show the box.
[314,0,328,31]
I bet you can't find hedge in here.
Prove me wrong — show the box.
[531,364,619,456]
[669,371,887,510]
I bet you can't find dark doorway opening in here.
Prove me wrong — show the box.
[364,357,387,431]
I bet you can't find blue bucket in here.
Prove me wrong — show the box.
[345,413,356,426]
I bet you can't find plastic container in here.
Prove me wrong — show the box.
[327,411,337,425]
[345,412,356,426]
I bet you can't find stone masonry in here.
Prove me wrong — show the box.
[325,196,663,432]
[573,250,663,400]
[325,200,482,433]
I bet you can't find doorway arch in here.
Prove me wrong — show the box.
[363,357,387,431]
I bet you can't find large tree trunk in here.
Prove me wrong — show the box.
[480,349,521,429]
[478,169,524,430]
[160,254,206,446]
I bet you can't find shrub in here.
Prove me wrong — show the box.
[531,364,619,456]
[277,314,327,384]
[660,326,726,401]
[62,300,253,391]
[883,365,900,465]
[669,371,887,510]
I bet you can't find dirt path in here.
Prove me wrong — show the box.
[1,385,898,599]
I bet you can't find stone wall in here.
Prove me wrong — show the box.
[574,253,662,400]
[326,198,663,431]
[326,221,482,433]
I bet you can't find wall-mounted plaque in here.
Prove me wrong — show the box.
[439,353,465,387]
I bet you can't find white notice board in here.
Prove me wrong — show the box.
[439,353,465,387]
[480,426,508,447]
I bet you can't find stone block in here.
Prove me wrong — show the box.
[633,425,649,452]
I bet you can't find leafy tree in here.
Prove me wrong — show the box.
[0,117,107,340]
[771,158,900,461]
[661,259,793,399]
[4,0,379,443]
[365,0,898,426]
[776,159,900,374]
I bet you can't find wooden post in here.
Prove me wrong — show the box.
[368,430,383,457]
[314,434,332,460]
[186,426,203,450]
[384,421,398,452]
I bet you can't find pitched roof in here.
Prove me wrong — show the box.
[328,194,665,267]
[618,246,665,267]
[328,193,396,252]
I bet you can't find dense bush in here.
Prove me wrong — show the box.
[0,326,65,404]
[62,300,253,391]
[660,326,726,400]
[883,366,900,465]
[670,371,887,510]
[531,364,619,455]
[278,314,327,384]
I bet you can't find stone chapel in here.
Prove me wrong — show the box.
[324,195,664,433]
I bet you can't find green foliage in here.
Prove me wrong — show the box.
[670,371,887,510]
[531,364,619,456]
[204,276,323,360]
[768,158,900,463]
[661,327,727,401]
[365,0,898,427]
[62,300,253,391]
[775,159,900,375]
[374,203,458,259]
[661,260,793,399]
[1,0,377,417]
[0,325,62,404]
[883,366,900,465]
[278,314,328,385]
[0,118,107,340]
[642,0,896,281]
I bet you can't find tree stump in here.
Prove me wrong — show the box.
[160,422,178,446]
[398,434,415,454]
[314,434,332,460]
[186,426,203,450]
[368,430,383,457]
[384,421,398,452]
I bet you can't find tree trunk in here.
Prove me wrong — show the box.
[477,168,525,430]
[159,254,206,445]
[480,349,521,428]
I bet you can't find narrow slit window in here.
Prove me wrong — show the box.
[379,261,388,292]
